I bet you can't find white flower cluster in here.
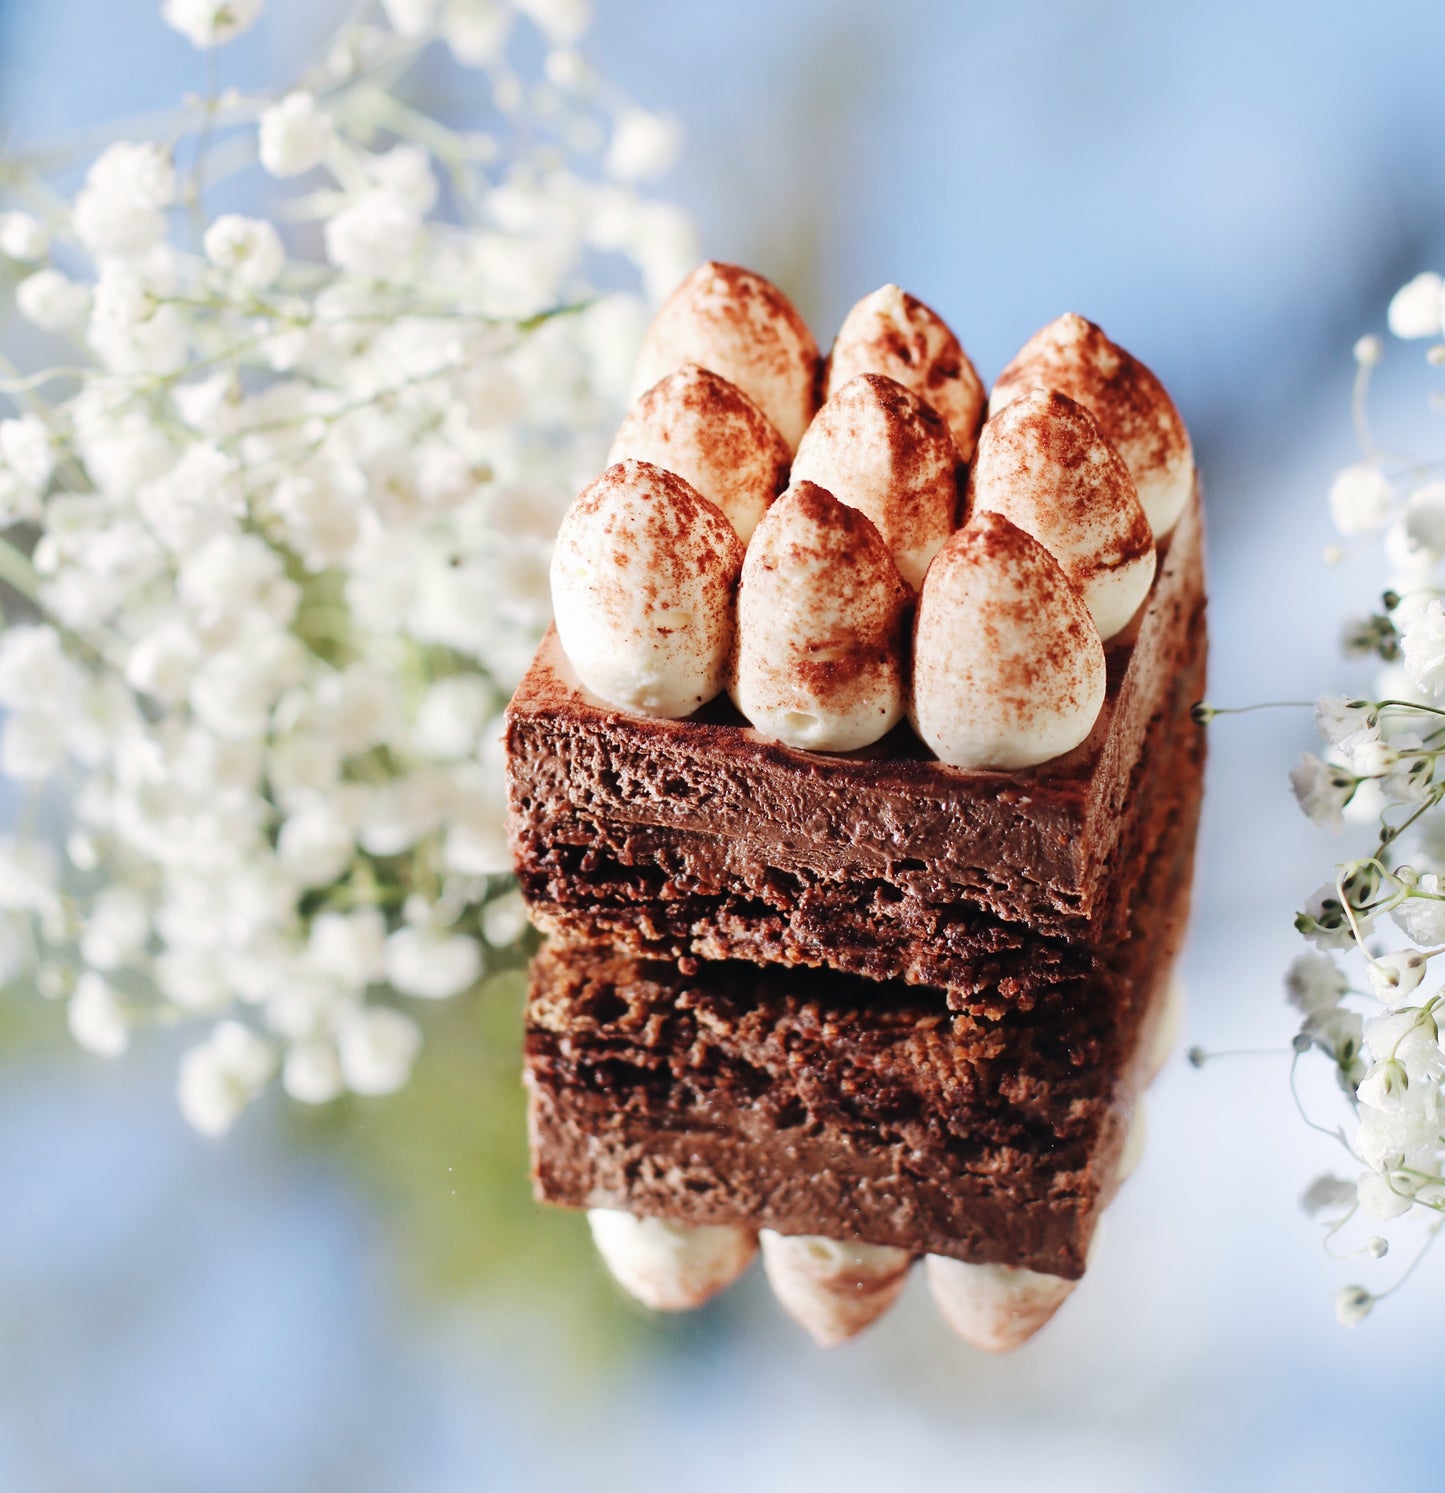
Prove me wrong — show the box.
[0,1,697,1132]
[1276,277,1445,1321]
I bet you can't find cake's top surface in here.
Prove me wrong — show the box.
[542,260,1197,773]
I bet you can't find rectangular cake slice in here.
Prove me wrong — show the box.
[506,487,1205,1011]
[524,683,1201,1279]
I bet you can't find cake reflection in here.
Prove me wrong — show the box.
[522,940,1188,1351]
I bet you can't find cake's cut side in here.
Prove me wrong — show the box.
[524,701,1201,1278]
[506,488,1205,1008]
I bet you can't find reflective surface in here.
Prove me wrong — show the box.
[7,1,1445,1488]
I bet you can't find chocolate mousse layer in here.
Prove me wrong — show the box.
[506,489,1205,1009]
[524,701,1199,1277]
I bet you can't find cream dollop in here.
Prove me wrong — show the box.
[550,459,744,718]
[588,1210,757,1312]
[1116,1099,1148,1185]
[989,313,1193,538]
[969,387,1156,641]
[790,373,960,589]
[608,364,791,544]
[910,512,1106,769]
[825,283,986,461]
[732,481,910,752]
[759,1232,914,1346]
[631,261,820,451]
[925,1254,1078,1354]
[1143,974,1186,1084]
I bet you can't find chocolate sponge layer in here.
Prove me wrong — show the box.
[506,491,1206,1009]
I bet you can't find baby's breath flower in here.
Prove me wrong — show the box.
[177,1021,275,1136]
[384,924,482,1000]
[441,0,512,65]
[481,888,529,947]
[1305,1006,1367,1087]
[381,0,442,35]
[1290,752,1357,828]
[1365,950,1429,1007]
[282,1041,345,1105]
[1403,605,1445,701]
[258,91,333,178]
[323,189,422,277]
[337,1005,422,1095]
[1329,463,1395,536]
[162,0,263,48]
[72,142,175,258]
[67,972,129,1058]
[1357,1170,1417,1222]
[1388,271,1445,340]
[605,107,683,182]
[15,268,91,333]
[1403,482,1445,556]
[0,211,47,262]
[1286,951,1349,1016]
[203,213,285,289]
[1356,1057,1410,1110]
[1354,333,1384,367]
[0,0,686,1140]
[1314,695,1374,747]
[1391,875,1445,944]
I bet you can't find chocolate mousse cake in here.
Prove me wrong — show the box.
[503,261,1207,1347]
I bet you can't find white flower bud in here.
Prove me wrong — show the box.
[0,211,47,262]
[337,1005,422,1095]
[1356,1057,1410,1110]
[308,907,387,987]
[1289,752,1357,828]
[283,1041,345,1105]
[67,972,129,1058]
[72,143,175,258]
[177,1021,275,1136]
[441,0,512,64]
[480,890,529,947]
[384,925,481,999]
[1357,1169,1414,1220]
[259,92,334,178]
[204,214,285,290]
[605,108,682,182]
[1388,272,1445,340]
[324,190,422,278]
[1391,877,1445,945]
[1354,333,1384,366]
[380,0,442,34]
[1328,463,1394,536]
[1365,950,1429,1007]
[1334,1284,1374,1326]
[15,268,90,332]
[163,0,264,48]
[1286,952,1348,1016]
